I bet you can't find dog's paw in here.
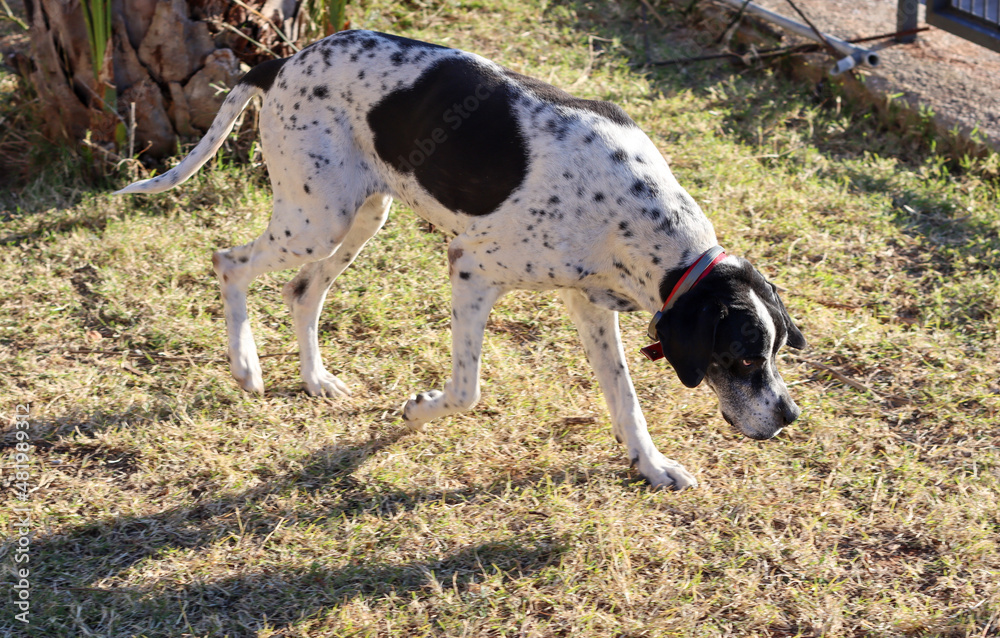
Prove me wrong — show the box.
[633,452,698,490]
[304,370,351,398]
[401,390,444,431]
[230,356,264,394]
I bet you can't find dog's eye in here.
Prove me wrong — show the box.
[740,358,764,368]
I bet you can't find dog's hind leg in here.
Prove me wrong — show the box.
[402,238,506,429]
[282,193,392,397]
[213,239,314,394]
[558,288,698,490]
[212,186,366,394]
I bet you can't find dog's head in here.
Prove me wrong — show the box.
[655,257,806,440]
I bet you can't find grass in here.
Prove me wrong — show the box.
[2,0,999,636]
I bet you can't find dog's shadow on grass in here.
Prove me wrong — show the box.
[16,423,571,636]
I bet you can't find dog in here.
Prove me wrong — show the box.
[116,30,806,490]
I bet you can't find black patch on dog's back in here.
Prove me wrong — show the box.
[367,57,529,216]
[373,32,451,51]
[240,58,288,92]
[504,69,637,128]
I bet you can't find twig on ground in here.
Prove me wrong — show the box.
[850,27,928,44]
[639,0,670,29]
[113,103,148,176]
[78,82,128,128]
[785,290,869,310]
[570,36,600,90]
[793,356,911,406]
[782,0,840,58]
[216,22,281,59]
[127,101,135,159]
[41,347,300,364]
[638,25,927,68]
[81,138,124,163]
[640,1,653,67]
[639,41,814,66]
[0,0,27,30]
[715,0,753,46]
[229,0,301,53]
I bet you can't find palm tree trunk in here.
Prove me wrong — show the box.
[24,0,303,159]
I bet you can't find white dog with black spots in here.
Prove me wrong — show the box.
[117,31,806,489]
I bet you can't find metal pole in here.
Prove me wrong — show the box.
[896,0,920,43]
[717,0,881,72]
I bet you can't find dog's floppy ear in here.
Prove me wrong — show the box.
[785,316,807,350]
[659,295,725,388]
[765,281,806,350]
[770,284,807,350]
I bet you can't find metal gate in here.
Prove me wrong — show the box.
[925,0,1000,52]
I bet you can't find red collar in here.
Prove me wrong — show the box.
[641,246,729,361]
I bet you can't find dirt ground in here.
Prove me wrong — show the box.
[751,0,1000,148]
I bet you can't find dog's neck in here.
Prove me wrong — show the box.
[608,221,719,315]
[658,262,692,307]
[640,191,719,314]
[656,245,729,309]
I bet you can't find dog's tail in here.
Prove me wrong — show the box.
[114,58,287,196]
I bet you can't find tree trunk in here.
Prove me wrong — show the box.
[23,0,303,159]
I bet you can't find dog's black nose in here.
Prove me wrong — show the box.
[780,399,801,425]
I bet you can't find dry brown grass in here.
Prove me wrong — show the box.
[2,1,999,636]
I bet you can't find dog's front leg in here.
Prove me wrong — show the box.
[559,289,698,490]
[402,243,505,430]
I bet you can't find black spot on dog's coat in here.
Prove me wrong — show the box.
[368,57,529,216]
[630,178,658,199]
[376,32,450,51]
[240,57,288,92]
[291,278,309,300]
